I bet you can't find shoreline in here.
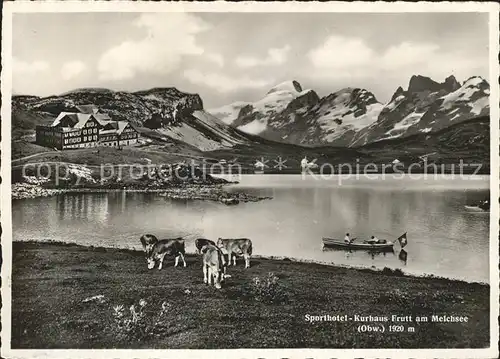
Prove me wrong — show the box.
[11,182,272,204]
[12,239,489,286]
[10,240,489,349]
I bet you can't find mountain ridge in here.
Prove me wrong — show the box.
[11,82,490,171]
[209,75,490,148]
[12,87,252,152]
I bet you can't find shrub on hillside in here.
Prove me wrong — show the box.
[111,299,171,342]
[244,272,288,304]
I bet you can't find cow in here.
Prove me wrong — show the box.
[146,238,187,270]
[140,234,158,256]
[201,244,226,289]
[195,238,216,254]
[217,237,253,269]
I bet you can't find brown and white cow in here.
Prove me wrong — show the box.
[140,234,158,256]
[146,238,187,270]
[195,238,216,254]
[201,244,226,289]
[217,237,253,269]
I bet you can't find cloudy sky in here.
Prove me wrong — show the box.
[13,12,489,108]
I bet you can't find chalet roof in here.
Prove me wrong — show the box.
[51,112,77,127]
[97,119,116,128]
[73,114,94,129]
[93,113,111,123]
[97,121,131,135]
[116,121,129,134]
[52,112,111,129]
[51,110,134,136]
[76,104,99,114]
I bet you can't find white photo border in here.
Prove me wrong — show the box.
[1,2,499,359]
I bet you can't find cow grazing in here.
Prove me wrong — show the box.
[146,238,187,270]
[201,244,226,289]
[217,237,253,268]
[140,234,158,256]
[195,238,216,254]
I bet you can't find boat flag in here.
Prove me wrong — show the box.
[397,232,408,248]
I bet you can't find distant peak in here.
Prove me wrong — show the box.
[391,86,405,101]
[443,75,461,92]
[267,80,303,95]
[407,75,441,93]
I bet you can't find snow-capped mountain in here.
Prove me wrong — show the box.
[209,80,321,141]
[351,75,490,146]
[13,87,251,151]
[209,76,490,147]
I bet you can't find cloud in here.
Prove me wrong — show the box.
[98,13,209,81]
[308,36,374,70]
[206,53,224,67]
[13,57,50,74]
[236,45,291,68]
[308,35,483,82]
[61,60,86,80]
[183,69,272,93]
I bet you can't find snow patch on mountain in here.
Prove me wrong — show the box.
[441,86,480,109]
[385,96,405,111]
[316,102,384,142]
[239,120,267,135]
[253,89,302,115]
[471,96,489,115]
[208,101,248,125]
[209,80,315,136]
[382,111,425,140]
[209,80,310,126]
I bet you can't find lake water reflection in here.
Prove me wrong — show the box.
[12,174,490,283]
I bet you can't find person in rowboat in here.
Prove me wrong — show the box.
[344,233,352,244]
[366,235,379,244]
[479,199,489,211]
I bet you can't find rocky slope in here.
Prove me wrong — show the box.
[209,76,490,147]
[11,78,490,168]
[12,87,251,151]
[360,115,490,165]
[351,75,490,146]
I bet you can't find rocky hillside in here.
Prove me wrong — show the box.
[360,115,490,165]
[12,87,251,151]
[351,76,490,146]
[209,76,490,147]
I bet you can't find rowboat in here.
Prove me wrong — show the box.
[322,237,395,252]
[464,205,488,212]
